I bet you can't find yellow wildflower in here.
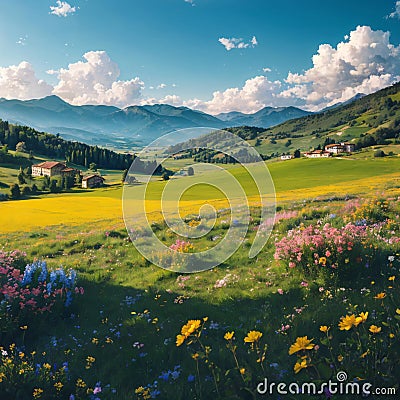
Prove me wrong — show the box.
[369,325,382,334]
[86,356,95,363]
[360,350,370,358]
[181,320,201,338]
[176,334,185,347]
[0,372,5,382]
[357,312,368,323]
[135,386,145,394]
[294,358,308,374]
[33,388,44,398]
[240,368,246,375]
[338,314,358,330]
[396,308,400,315]
[338,355,344,362]
[20,326,28,330]
[288,336,314,355]
[244,330,263,343]
[319,257,327,265]
[374,292,386,299]
[91,338,99,345]
[76,378,86,388]
[319,326,329,333]
[43,363,51,370]
[224,331,234,341]
[388,276,395,281]
[389,333,395,338]
[54,382,63,391]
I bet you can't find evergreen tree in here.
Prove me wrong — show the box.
[49,179,58,193]
[17,172,26,185]
[10,184,21,199]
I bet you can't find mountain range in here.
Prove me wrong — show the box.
[0,96,311,148]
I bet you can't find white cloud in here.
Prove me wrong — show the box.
[184,75,284,114]
[16,36,28,46]
[184,0,196,6]
[262,67,272,73]
[52,51,144,107]
[218,36,258,51]
[157,83,167,89]
[0,61,52,100]
[50,1,76,17]
[187,26,400,113]
[388,1,400,18]
[142,94,182,106]
[284,25,400,110]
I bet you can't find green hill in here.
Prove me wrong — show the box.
[227,82,400,157]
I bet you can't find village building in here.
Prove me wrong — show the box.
[61,167,78,177]
[304,150,331,158]
[32,161,66,177]
[325,142,356,154]
[82,174,105,189]
[32,161,80,178]
[280,154,294,160]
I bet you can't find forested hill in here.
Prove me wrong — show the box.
[0,119,134,170]
[262,81,400,138]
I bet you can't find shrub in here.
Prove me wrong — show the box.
[0,251,84,336]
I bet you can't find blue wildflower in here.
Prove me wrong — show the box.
[38,261,48,282]
[159,371,170,381]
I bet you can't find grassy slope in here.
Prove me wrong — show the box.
[1,157,399,232]
[240,82,400,154]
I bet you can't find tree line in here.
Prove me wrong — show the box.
[0,120,134,170]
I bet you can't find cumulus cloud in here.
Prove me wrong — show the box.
[218,36,258,51]
[388,1,400,18]
[284,25,400,110]
[52,51,144,107]
[142,94,182,106]
[188,26,400,113]
[50,1,76,17]
[184,75,284,114]
[0,61,52,100]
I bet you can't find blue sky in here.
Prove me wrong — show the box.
[0,0,399,113]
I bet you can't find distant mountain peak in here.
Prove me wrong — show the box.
[216,106,311,127]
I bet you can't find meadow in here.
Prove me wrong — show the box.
[0,156,399,399]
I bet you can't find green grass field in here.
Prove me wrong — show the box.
[1,157,400,232]
[0,155,399,399]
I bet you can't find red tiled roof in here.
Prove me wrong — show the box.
[32,161,65,169]
[61,168,75,172]
[82,174,105,181]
